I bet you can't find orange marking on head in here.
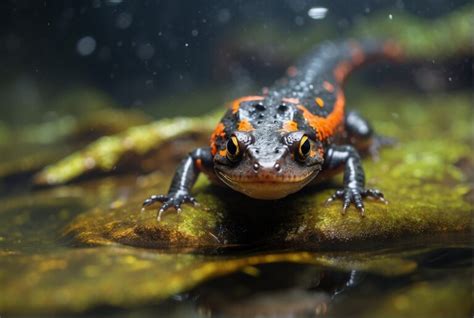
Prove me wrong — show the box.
[323,81,334,92]
[219,149,227,157]
[315,97,324,108]
[286,66,298,77]
[231,96,265,114]
[237,119,255,132]
[333,61,353,83]
[309,149,317,158]
[195,159,203,170]
[349,41,365,65]
[281,120,299,132]
[210,122,226,156]
[282,97,300,104]
[297,91,345,141]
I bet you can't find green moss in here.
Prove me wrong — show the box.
[225,5,472,62]
[353,5,473,58]
[34,111,222,185]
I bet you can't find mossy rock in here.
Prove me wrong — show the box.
[63,92,472,249]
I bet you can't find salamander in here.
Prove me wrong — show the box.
[143,39,402,221]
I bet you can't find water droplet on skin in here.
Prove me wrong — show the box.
[388,14,393,20]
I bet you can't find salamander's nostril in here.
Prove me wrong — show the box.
[274,163,281,171]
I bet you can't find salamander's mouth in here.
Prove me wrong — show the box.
[216,170,314,183]
[215,169,319,200]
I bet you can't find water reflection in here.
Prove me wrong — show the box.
[191,264,357,317]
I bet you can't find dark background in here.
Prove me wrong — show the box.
[0,0,470,118]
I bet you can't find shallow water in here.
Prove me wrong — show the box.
[1,1,472,317]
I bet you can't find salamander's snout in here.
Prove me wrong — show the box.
[247,146,288,173]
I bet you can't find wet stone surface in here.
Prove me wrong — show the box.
[63,92,472,249]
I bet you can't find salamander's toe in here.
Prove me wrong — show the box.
[326,187,386,216]
[141,193,198,221]
[362,188,388,204]
[143,195,163,207]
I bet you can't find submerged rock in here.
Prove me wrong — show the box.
[0,246,422,314]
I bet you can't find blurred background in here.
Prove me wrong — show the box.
[1,0,471,124]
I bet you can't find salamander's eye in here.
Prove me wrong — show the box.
[226,135,240,161]
[298,135,311,160]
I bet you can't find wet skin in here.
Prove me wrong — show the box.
[143,39,401,221]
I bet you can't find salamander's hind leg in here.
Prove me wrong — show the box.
[323,145,387,216]
[345,111,394,161]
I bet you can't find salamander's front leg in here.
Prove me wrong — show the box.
[142,147,213,221]
[323,145,386,216]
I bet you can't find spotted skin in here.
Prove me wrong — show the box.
[143,39,401,220]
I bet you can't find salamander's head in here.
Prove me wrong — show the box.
[213,128,324,200]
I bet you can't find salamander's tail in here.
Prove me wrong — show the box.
[331,38,403,83]
[329,38,403,83]
[297,38,403,84]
